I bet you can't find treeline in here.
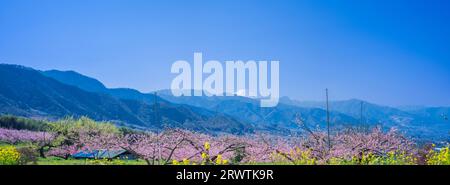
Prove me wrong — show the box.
[0,115,141,134]
[0,115,49,131]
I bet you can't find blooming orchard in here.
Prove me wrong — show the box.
[0,117,448,165]
[0,128,53,144]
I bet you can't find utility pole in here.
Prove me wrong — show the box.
[325,88,331,152]
[154,92,161,165]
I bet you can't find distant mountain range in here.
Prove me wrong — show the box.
[279,97,450,140]
[0,64,252,134]
[156,90,362,133]
[1,64,449,140]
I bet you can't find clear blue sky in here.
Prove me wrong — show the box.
[0,0,449,106]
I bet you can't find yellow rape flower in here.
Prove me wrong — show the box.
[0,146,20,165]
[204,142,210,151]
[201,152,208,159]
[222,160,229,165]
[216,154,223,165]
[172,160,179,165]
[182,158,190,165]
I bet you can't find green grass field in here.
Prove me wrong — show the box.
[37,157,148,165]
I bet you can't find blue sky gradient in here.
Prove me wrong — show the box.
[0,0,449,106]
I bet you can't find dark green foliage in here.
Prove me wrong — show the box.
[231,147,247,164]
[0,115,49,131]
[119,127,145,135]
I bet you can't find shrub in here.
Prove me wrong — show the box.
[17,147,38,165]
[231,147,246,164]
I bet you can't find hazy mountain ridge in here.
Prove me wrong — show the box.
[41,69,362,134]
[42,70,162,104]
[41,67,450,139]
[279,97,450,140]
[279,96,449,123]
[0,64,253,134]
[1,64,449,140]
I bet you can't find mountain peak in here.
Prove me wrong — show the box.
[42,70,107,93]
[0,63,35,71]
